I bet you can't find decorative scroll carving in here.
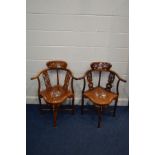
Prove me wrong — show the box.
[106,72,115,91]
[46,61,67,69]
[42,70,52,90]
[91,62,112,71]
[63,71,71,90]
[86,71,93,89]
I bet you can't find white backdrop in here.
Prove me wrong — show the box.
[26,0,129,105]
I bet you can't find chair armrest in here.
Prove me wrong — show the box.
[31,68,48,80]
[118,77,127,83]
[110,70,127,83]
[115,73,127,83]
[31,76,38,80]
[31,75,41,96]
[116,78,127,95]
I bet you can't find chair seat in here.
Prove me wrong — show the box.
[84,87,118,106]
[40,85,73,105]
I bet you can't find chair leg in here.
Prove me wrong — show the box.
[53,105,57,127]
[81,95,84,115]
[72,96,75,115]
[38,97,43,114]
[97,106,103,128]
[113,98,118,117]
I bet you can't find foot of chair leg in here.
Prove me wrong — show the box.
[72,97,75,115]
[38,97,43,114]
[97,106,103,128]
[81,95,84,115]
[53,106,57,128]
[113,99,118,117]
[97,117,101,128]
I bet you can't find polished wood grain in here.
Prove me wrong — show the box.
[90,62,112,71]
[84,87,118,106]
[31,60,127,128]
[79,62,127,128]
[40,85,73,105]
[31,60,75,127]
[46,60,67,69]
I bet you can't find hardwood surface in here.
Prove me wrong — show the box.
[79,62,126,128]
[84,87,118,106]
[31,60,75,127]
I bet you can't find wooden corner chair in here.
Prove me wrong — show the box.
[31,61,75,127]
[78,62,127,128]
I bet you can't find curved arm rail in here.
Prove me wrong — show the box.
[116,78,127,95]
[31,68,48,80]
[110,70,127,83]
[30,76,41,96]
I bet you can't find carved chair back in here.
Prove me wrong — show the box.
[37,61,73,95]
[84,62,117,92]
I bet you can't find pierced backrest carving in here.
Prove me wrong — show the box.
[41,61,73,91]
[42,70,52,90]
[63,71,72,90]
[46,61,67,69]
[106,72,115,91]
[85,62,116,90]
[90,62,112,71]
[86,71,94,89]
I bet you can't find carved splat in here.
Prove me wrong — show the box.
[63,71,71,90]
[106,72,115,91]
[42,70,52,90]
[86,71,93,89]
